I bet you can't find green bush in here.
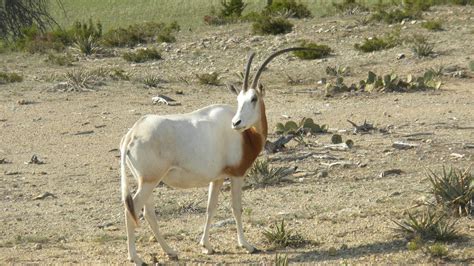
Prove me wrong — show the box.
[293,41,332,60]
[371,7,420,24]
[333,0,369,14]
[354,30,400,52]
[220,0,247,17]
[264,0,312,18]
[14,25,67,53]
[252,16,293,35]
[123,48,162,63]
[196,72,220,85]
[410,35,434,58]
[0,72,23,84]
[46,53,75,66]
[421,20,443,31]
[102,22,179,47]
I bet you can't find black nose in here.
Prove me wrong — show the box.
[233,120,241,127]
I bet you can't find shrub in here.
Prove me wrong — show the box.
[371,7,420,24]
[293,41,332,60]
[264,0,312,19]
[410,35,434,58]
[428,243,449,257]
[252,16,293,35]
[196,72,220,85]
[393,211,459,241]
[46,53,75,66]
[263,220,305,248]
[428,167,473,216]
[333,0,369,14]
[14,25,66,53]
[123,48,162,63]
[354,30,400,52]
[102,22,179,47]
[220,0,247,17]
[421,20,443,31]
[143,75,164,88]
[246,159,289,188]
[71,20,103,55]
[0,72,23,84]
[63,69,105,91]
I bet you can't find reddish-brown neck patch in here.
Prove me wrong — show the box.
[224,100,267,177]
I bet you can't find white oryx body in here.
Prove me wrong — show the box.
[120,48,312,264]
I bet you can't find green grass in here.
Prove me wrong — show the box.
[49,1,394,30]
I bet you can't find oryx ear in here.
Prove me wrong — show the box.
[227,83,239,95]
[257,83,265,96]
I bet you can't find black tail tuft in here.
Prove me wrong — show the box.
[125,194,138,226]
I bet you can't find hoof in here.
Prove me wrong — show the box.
[167,253,179,261]
[249,247,261,254]
[201,247,214,255]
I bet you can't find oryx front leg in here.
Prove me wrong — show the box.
[200,179,224,254]
[231,177,258,253]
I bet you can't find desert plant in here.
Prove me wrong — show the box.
[252,16,293,35]
[143,75,164,88]
[102,22,179,47]
[275,117,328,135]
[246,159,289,188]
[123,48,162,63]
[427,243,449,257]
[196,72,220,85]
[393,211,459,241]
[63,69,104,91]
[46,53,75,66]
[14,25,67,53]
[70,20,103,55]
[331,134,343,144]
[0,72,23,84]
[326,65,351,77]
[293,41,332,60]
[275,253,289,266]
[333,0,369,15]
[354,29,400,52]
[220,0,247,18]
[370,5,421,24]
[263,220,305,248]
[428,167,473,216]
[421,20,443,31]
[0,0,58,40]
[264,0,312,18]
[469,61,474,71]
[410,35,435,58]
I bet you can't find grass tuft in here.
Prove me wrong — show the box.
[393,210,459,241]
[263,220,305,248]
[0,72,23,84]
[293,41,332,60]
[196,72,220,85]
[428,166,473,216]
[123,48,162,63]
[252,16,293,35]
[354,30,400,53]
[421,20,444,31]
[410,35,435,58]
[246,159,290,188]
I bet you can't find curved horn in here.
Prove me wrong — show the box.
[243,52,255,91]
[250,47,313,89]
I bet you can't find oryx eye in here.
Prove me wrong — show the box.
[251,96,257,103]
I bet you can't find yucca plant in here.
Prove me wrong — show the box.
[428,167,473,216]
[246,159,289,188]
[393,211,459,241]
[263,220,304,248]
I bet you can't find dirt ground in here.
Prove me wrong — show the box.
[1,5,473,264]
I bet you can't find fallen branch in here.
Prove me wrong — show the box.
[265,135,296,153]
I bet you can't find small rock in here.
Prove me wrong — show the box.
[328,247,337,256]
[212,218,235,228]
[34,243,42,250]
[25,154,44,165]
[317,170,328,178]
[33,192,56,200]
[397,53,405,60]
[379,169,403,178]
[4,171,20,176]
[392,141,419,150]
